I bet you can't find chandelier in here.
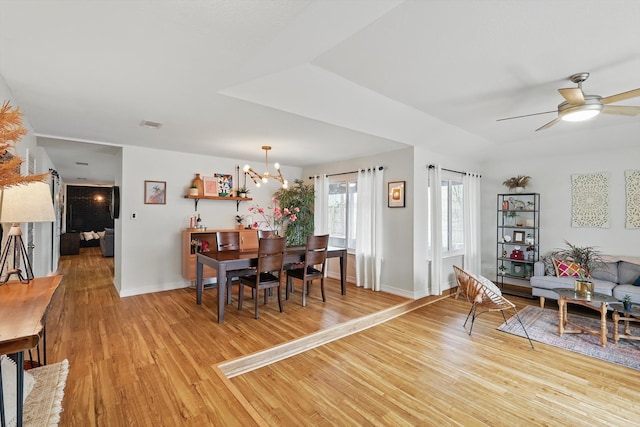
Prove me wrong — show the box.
[243,145,288,188]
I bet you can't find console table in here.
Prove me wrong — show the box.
[0,275,63,427]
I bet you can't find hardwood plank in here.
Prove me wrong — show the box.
[46,247,640,426]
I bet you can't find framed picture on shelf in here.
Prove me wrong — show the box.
[215,173,233,196]
[144,180,166,204]
[388,181,405,208]
[203,176,218,196]
[513,230,526,244]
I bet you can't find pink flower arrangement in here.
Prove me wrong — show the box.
[248,197,299,232]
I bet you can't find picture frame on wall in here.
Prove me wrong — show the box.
[202,176,219,196]
[144,180,166,204]
[388,181,406,208]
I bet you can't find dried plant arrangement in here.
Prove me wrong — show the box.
[0,101,49,188]
[502,175,531,190]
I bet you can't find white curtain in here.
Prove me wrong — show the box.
[463,173,482,275]
[355,167,384,291]
[313,174,329,235]
[428,165,443,295]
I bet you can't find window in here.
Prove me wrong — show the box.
[428,174,464,253]
[328,174,357,251]
[442,178,464,252]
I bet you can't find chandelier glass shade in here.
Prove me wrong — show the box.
[243,146,288,188]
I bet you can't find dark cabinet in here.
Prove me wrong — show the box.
[60,232,80,255]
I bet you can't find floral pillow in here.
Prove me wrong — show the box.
[552,258,585,278]
[542,256,557,276]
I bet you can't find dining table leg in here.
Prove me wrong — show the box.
[196,259,204,305]
[217,263,227,323]
[340,251,346,295]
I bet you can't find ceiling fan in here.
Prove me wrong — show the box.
[497,72,640,131]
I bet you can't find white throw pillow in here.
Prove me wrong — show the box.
[1,355,36,426]
[83,231,95,241]
[97,231,106,239]
[475,274,503,297]
[92,231,100,240]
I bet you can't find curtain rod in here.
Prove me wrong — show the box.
[427,164,481,177]
[309,166,384,180]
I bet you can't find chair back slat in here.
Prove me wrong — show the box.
[216,231,240,251]
[305,234,329,270]
[257,236,286,274]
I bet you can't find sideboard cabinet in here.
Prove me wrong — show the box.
[181,228,259,281]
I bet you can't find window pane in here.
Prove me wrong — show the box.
[347,181,357,250]
[328,183,346,248]
[451,181,464,250]
[441,182,449,251]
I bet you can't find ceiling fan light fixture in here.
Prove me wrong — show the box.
[559,96,603,122]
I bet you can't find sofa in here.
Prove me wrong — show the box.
[100,228,114,257]
[531,256,640,307]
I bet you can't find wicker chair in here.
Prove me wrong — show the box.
[453,265,534,349]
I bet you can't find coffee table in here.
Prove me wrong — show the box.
[555,288,618,347]
[610,302,640,344]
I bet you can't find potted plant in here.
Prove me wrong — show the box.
[623,294,633,311]
[555,241,604,296]
[188,184,199,196]
[235,215,245,230]
[237,186,250,198]
[498,265,507,275]
[502,175,531,193]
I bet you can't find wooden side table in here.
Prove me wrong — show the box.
[0,275,63,427]
[610,302,640,344]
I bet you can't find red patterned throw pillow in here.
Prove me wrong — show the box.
[552,258,585,278]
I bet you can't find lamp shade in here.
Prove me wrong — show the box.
[0,181,55,223]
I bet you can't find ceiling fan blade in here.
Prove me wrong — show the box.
[535,117,561,131]
[601,88,640,104]
[496,110,557,122]
[601,105,640,116]
[558,88,585,105]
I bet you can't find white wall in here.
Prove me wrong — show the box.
[0,74,56,279]
[479,144,640,279]
[118,145,302,296]
[304,145,479,298]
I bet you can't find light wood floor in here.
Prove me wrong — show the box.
[47,248,640,426]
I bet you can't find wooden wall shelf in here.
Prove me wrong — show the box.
[184,195,253,211]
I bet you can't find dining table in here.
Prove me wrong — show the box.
[195,246,347,322]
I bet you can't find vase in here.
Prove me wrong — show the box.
[191,173,204,197]
[574,279,593,296]
[515,186,524,193]
[623,301,632,311]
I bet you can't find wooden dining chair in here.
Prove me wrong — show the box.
[286,234,329,307]
[216,231,254,304]
[453,265,534,349]
[258,230,276,238]
[238,236,286,319]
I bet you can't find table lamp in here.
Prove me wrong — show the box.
[0,181,55,283]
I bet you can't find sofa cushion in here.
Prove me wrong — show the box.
[613,284,640,304]
[552,258,583,278]
[530,275,576,290]
[591,262,618,283]
[618,261,640,285]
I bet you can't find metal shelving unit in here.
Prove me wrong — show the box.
[496,192,540,297]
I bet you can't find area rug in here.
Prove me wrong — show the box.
[24,359,69,426]
[498,306,640,371]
